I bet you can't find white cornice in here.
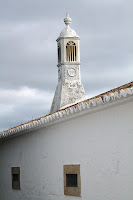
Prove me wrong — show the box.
[57,62,80,67]
[56,37,80,42]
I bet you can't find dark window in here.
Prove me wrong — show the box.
[13,174,19,182]
[66,41,76,62]
[11,167,20,190]
[58,46,61,63]
[66,174,78,187]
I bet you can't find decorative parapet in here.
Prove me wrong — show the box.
[0,82,133,140]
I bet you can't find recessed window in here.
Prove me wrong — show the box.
[66,41,76,62]
[58,45,61,63]
[11,167,20,190]
[66,174,78,187]
[64,165,81,197]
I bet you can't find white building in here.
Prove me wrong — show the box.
[0,14,133,200]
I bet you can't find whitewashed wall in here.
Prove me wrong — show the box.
[0,97,133,200]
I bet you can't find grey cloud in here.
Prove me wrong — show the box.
[0,87,53,130]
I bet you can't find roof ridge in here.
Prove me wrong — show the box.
[0,81,133,138]
[86,81,133,101]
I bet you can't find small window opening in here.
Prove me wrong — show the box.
[75,46,76,61]
[66,41,76,62]
[66,174,78,187]
[11,167,20,190]
[58,46,61,63]
[64,164,81,196]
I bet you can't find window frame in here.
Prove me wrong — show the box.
[66,41,76,62]
[64,164,81,196]
[11,167,21,190]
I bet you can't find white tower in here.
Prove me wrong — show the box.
[50,14,86,113]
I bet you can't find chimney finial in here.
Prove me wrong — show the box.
[64,13,72,27]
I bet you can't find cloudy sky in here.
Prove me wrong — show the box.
[0,0,133,131]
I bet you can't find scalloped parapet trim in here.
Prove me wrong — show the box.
[0,82,133,139]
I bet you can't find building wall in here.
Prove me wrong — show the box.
[0,98,133,200]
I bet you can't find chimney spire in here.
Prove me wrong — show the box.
[50,14,86,113]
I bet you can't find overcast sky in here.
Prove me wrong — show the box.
[0,0,133,131]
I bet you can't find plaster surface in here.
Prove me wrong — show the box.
[50,64,86,112]
[0,98,133,200]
